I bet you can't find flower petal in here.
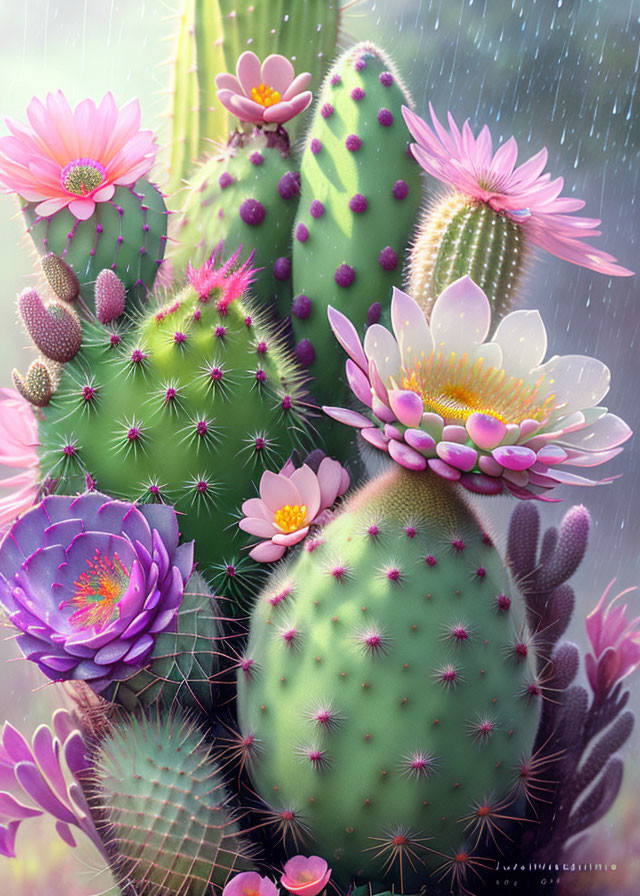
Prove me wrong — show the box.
[430,276,491,352]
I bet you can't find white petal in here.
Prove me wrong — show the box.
[535,354,611,414]
[467,340,503,369]
[492,310,548,377]
[364,324,402,384]
[390,287,433,369]
[430,276,492,353]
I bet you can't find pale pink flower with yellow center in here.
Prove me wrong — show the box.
[586,579,640,694]
[240,456,350,562]
[0,388,39,533]
[223,871,278,896]
[281,855,331,896]
[0,91,157,220]
[403,104,632,277]
[215,52,312,125]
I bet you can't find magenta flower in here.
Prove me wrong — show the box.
[281,855,331,896]
[0,91,157,220]
[223,871,278,896]
[215,52,312,125]
[240,455,350,562]
[324,277,631,500]
[403,104,632,277]
[187,246,257,309]
[0,709,106,860]
[0,389,39,534]
[585,579,640,693]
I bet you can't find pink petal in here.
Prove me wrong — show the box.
[428,457,462,481]
[229,94,267,123]
[316,458,348,509]
[249,541,287,563]
[259,471,302,514]
[388,389,424,428]
[67,198,96,220]
[261,54,295,94]
[236,51,262,96]
[466,413,507,451]
[289,465,321,521]
[272,527,309,547]
[215,73,243,94]
[283,72,312,101]
[239,517,278,538]
[323,406,371,429]
[263,93,312,124]
[327,306,368,371]
[388,439,427,471]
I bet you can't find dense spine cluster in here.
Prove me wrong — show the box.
[238,468,540,891]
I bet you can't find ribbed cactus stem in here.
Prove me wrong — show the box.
[408,192,528,319]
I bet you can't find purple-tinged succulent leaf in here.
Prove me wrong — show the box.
[566,758,624,839]
[507,503,539,582]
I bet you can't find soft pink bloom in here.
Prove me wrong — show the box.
[586,579,640,693]
[324,277,631,500]
[0,388,39,532]
[187,246,256,310]
[281,856,331,896]
[215,52,312,125]
[0,91,157,220]
[240,457,350,562]
[223,871,278,896]
[403,104,632,277]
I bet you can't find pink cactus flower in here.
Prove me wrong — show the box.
[215,52,313,125]
[586,579,640,693]
[281,855,331,896]
[403,104,632,277]
[0,91,157,220]
[223,871,278,896]
[240,456,350,562]
[0,388,39,533]
[324,277,631,500]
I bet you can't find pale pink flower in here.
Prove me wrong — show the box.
[215,52,312,125]
[403,104,632,277]
[586,579,640,693]
[0,388,39,532]
[223,871,278,896]
[281,855,331,896]
[325,277,631,500]
[240,456,350,562]
[0,91,157,220]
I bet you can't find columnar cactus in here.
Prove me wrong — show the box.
[290,43,422,401]
[237,467,541,892]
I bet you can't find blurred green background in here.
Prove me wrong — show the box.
[0,0,638,893]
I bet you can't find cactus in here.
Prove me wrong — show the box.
[290,43,422,401]
[12,358,56,407]
[95,710,251,895]
[107,573,220,713]
[22,178,168,310]
[167,0,344,192]
[172,131,299,315]
[35,256,310,576]
[237,467,540,892]
[408,195,527,320]
[18,288,82,363]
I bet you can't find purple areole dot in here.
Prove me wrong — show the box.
[196,479,208,493]
[249,151,264,166]
[330,74,341,86]
[89,249,95,257]
[226,564,236,577]
[296,222,310,243]
[349,193,368,213]
[379,246,398,271]
[355,57,367,71]
[277,171,301,200]
[116,206,124,216]
[196,420,209,437]
[351,87,366,101]
[82,385,95,403]
[117,236,124,245]
[149,484,160,496]
[321,103,334,118]
[292,294,311,319]
[378,108,394,126]
[387,568,401,582]
[310,200,325,218]
[345,134,362,152]
[282,395,292,411]
[367,302,382,326]
[310,138,322,154]
[476,567,487,578]
[96,224,103,234]
[405,526,416,538]
[367,525,379,537]
[110,333,121,347]
[244,315,253,327]
[143,223,150,232]
[165,387,177,402]
[193,308,202,322]
[393,179,409,200]
[256,341,268,355]
[174,331,186,344]
[426,555,437,567]
[295,339,316,367]
[219,172,234,189]
[273,257,292,281]
[335,264,355,287]
[127,427,141,442]
[255,369,267,383]
[379,71,394,86]
[209,367,223,381]
[239,198,266,226]
[215,325,226,338]
[63,443,76,457]
[497,594,511,611]
[255,437,266,451]
[131,349,145,364]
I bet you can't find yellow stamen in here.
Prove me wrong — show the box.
[274,504,307,533]
[402,352,557,425]
[251,83,282,108]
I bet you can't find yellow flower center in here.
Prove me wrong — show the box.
[296,872,318,884]
[62,550,130,631]
[274,504,307,533]
[402,352,556,425]
[251,83,282,108]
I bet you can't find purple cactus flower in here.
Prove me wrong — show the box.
[585,579,640,693]
[0,709,106,859]
[0,493,194,693]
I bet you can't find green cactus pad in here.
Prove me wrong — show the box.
[95,711,251,895]
[172,131,299,316]
[408,193,528,320]
[290,42,422,402]
[238,467,540,892]
[22,178,168,310]
[36,277,310,578]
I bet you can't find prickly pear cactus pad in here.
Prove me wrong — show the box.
[237,467,541,891]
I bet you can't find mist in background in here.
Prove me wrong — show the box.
[0,0,637,892]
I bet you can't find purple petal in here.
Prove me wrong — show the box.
[14,761,76,824]
[388,439,428,470]
[404,429,436,454]
[323,406,371,428]
[346,359,373,408]
[123,634,154,665]
[441,424,469,444]
[436,442,478,472]
[388,389,424,428]
[360,427,390,452]
[428,458,462,481]
[466,412,507,451]
[460,472,505,495]
[327,306,368,371]
[493,444,537,471]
